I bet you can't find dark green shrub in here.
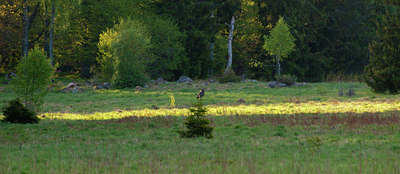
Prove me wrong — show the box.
[218,68,241,83]
[2,98,39,124]
[275,74,297,86]
[179,100,213,139]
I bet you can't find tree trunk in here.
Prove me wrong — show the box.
[276,55,281,78]
[49,1,55,66]
[224,16,235,75]
[44,3,50,57]
[209,10,215,77]
[209,41,214,76]
[22,0,29,59]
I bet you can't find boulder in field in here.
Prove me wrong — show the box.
[347,88,356,96]
[177,76,193,83]
[62,83,77,93]
[94,82,111,90]
[72,86,84,93]
[267,81,287,88]
[103,82,111,89]
[154,77,169,85]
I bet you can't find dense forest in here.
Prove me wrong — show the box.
[0,0,398,84]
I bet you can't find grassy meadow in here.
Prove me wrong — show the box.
[1,80,400,173]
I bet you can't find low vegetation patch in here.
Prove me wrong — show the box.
[2,98,39,124]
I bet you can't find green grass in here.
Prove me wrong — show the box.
[1,117,400,173]
[1,81,400,173]
[1,81,399,117]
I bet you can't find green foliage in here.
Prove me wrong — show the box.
[12,48,54,110]
[152,0,218,79]
[98,18,152,88]
[306,136,323,155]
[179,100,213,139]
[263,17,296,59]
[365,4,400,94]
[263,17,295,78]
[146,16,187,81]
[169,94,175,108]
[275,74,297,86]
[97,26,118,82]
[218,68,241,83]
[2,98,39,124]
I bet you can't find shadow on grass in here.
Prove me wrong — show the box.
[98,111,400,129]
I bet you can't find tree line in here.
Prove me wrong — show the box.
[0,0,398,84]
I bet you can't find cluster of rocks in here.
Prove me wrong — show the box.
[61,83,84,93]
[243,79,258,83]
[61,82,111,93]
[151,78,169,85]
[267,81,306,88]
[177,76,193,83]
[338,88,356,97]
[94,82,111,90]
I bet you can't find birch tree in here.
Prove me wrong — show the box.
[224,16,235,75]
[263,17,295,78]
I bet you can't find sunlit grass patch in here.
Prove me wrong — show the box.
[43,100,400,120]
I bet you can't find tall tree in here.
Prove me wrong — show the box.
[263,17,295,78]
[365,0,400,94]
[49,0,55,66]
[0,0,22,73]
[22,0,29,59]
[224,16,235,75]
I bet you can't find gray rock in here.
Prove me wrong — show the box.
[201,82,209,86]
[94,82,111,90]
[154,77,168,85]
[103,82,111,89]
[94,85,105,90]
[293,82,307,87]
[72,86,84,93]
[208,79,217,83]
[66,83,77,89]
[243,79,257,82]
[267,81,287,88]
[347,88,356,97]
[338,88,344,97]
[177,76,193,83]
[62,83,78,93]
[61,88,71,93]
[134,86,142,92]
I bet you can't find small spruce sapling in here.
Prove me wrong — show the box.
[179,99,213,138]
[2,98,39,124]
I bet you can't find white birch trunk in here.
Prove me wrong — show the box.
[276,55,281,78]
[224,16,235,75]
[22,0,29,59]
